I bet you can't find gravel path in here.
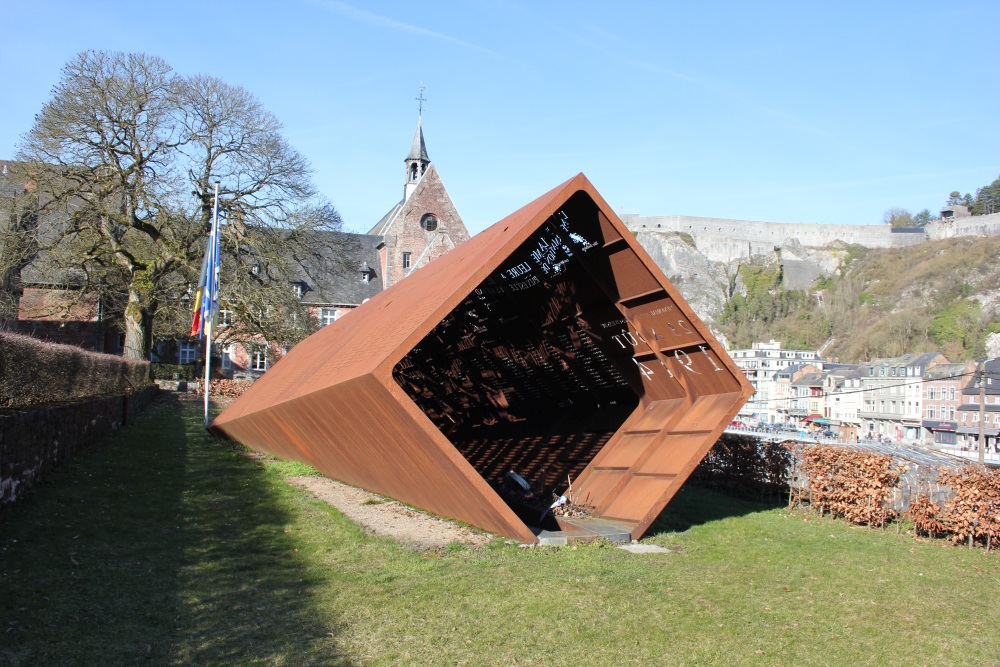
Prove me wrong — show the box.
[285,475,495,550]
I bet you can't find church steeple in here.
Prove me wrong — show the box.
[404,87,430,201]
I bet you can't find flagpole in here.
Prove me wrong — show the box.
[203,182,220,427]
[203,316,213,426]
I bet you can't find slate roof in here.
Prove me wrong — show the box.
[367,200,403,237]
[407,117,429,163]
[290,231,384,307]
[926,362,971,381]
[791,372,825,387]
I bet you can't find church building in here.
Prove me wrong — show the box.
[367,117,470,288]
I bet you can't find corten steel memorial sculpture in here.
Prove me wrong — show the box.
[211,174,753,543]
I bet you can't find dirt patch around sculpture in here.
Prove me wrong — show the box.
[285,475,495,550]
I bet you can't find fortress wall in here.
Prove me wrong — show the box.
[621,214,899,250]
[926,212,1000,240]
[624,211,1000,254]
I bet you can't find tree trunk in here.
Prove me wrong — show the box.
[0,267,22,332]
[123,290,151,360]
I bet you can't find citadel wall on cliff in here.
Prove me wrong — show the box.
[621,211,1000,264]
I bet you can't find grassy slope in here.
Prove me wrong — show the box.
[2,397,998,666]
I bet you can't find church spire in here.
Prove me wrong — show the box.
[404,86,430,201]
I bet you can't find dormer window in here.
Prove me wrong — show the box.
[292,282,305,299]
[420,213,438,232]
[360,261,373,284]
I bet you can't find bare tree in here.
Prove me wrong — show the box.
[882,207,914,229]
[15,50,347,359]
[173,75,350,349]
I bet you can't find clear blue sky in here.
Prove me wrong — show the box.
[2,1,998,235]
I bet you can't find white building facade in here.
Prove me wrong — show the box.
[726,340,822,423]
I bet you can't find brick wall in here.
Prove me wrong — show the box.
[384,165,470,287]
[0,385,158,505]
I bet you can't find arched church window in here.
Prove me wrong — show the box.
[420,213,438,231]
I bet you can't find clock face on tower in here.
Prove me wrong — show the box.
[420,213,438,231]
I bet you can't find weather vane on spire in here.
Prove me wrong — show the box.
[416,83,426,117]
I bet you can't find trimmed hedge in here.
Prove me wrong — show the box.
[691,433,791,501]
[0,331,150,409]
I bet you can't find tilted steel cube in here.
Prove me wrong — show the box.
[212,174,753,543]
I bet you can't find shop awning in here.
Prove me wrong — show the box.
[957,427,999,436]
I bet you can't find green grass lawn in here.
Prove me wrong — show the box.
[2,395,998,666]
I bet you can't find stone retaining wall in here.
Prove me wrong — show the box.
[0,385,159,505]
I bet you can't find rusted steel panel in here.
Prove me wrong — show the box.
[212,174,753,543]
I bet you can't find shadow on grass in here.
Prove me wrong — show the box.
[0,394,351,666]
[644,483,786,537]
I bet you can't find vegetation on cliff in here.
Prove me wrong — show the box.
[718,236,1000,362]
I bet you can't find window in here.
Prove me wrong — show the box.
[252,348,268,371]
[935,431,957,445]
[321,308,337,326]
[292,283,305,299]
[219,309,233,326]
[420,213,438,231]
[402,252,412,269]
[179,341,198,364]
[221,344,233,370]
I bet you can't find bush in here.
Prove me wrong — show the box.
[938,465,1000,550]
[791,444,904,528]
[0,331,150,409]
[198,379,254,398]
[150,363,201,381]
